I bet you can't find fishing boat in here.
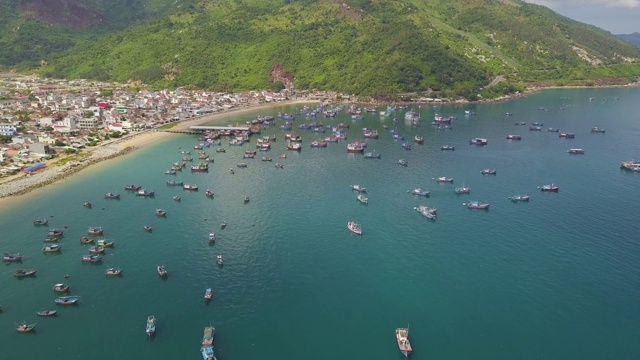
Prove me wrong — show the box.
[204,288,213,301]
[220,221,227,229]
[202,326,215,347]
[48,229,64,237]
[97,239,114,248]
[356,194,369,204]
[547,127,559,132]
[191,163,210,172]
[351,184,367,193]
[436,176,454,183]
[411,188,430,196]
[347,221,363,235]
[421,210,437,220]
[262,157,273,162]
[173,195,181,202]
[244,195,250,203]
[559,132,576,138]
[396,327,413,357]
[414,135,425,144]
[591,127,606,133]
[156,209,167,217]
[83,201,92,208]
[136,189,155,197]
[466,201,490,209]
[2,252,23,262]
[87,226,104,235]
[568,148,585,154]
[469,138,488,145]
[515,122,526,125]
[146,315,156,336]
[621,160,640,172]
[55,296,80,305]
[183,183,199,191]
[286,142,302,151]
[216,255,224,266]
[164,169,177,175]
[167,179,184,186]
[506,134,521,140]
[539,184,560,192]
[37,310,57,317]
[201,345,216,360]
[529,126,542,131]
[481,169,497,175]
[82,254,103,262]
[401,143,412,150]
[42,244,62,253]
[215,148,226,153]
[124,184,142,191]
[229,168,235,174]
[88,245,105,254]
[15,269,37,278]
[144,225,153,232]
[53,283,70,292]
[43,236,59,243]
[364,151,381,159]
[157,265,168,277]
[16,323,36,333]
[275,163,284,169]
[441,145,455,151]
[237,163,248,168]
[104,192,120,199]
[415,206,437,216]
[346,142,365,153]
[205,189,214,198]
[208,233,216,243]
[398,159,408,166]
[103,267,122,277]
[509,194,530,202]
[33,218,48,226]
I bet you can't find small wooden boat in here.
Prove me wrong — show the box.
[275,163,284,169]
[15,269,37,278]
[506,134,521,140]
[539,184,559,192]
[357,194,368,204]
[436,176,454,183]
[568,148,585,154]
[279,153,287,159]
[414,135,424,144]
[204,288,213,301]
[398,159,408,166]
[216,255,223,266]
[87,226,104,235]
[411,188,430,196]
[172,195,181,202]
[347,221,363,235]
[441,145,455,151]
[33,218,48,226]
[54,296,80,305]
[481,169,497,175]
[183,183,199,191]
[205,190,214,198]
[146,315,156,336]
[37,310,57,316]
[83,201,92,208]
[466,201,490,210]
[215,147,226,153]
[124,184,142,191]
[244,196,250,203]
[47,229,64,237]
[455,186,470,194]
[396,327,413,357]
[3,252,23,262]
[43,237,59,243]
[80,236,94,244]
[53,283,70,293]
[16,322,36,333]
[208,233,216,243]
[82,254,103,262]
[351,184,367,193]
[509,194,530,202]
[105,268,123,276]
[136,189,155,197]
[237,162,248,168]
[220,221,227,229]
[591,127,606,133]
[88,246,105,254]
[144,225,153,232]
[262,157,272,162]
[96,239,114,248]
[157,265,168,277]
[156,209,167,217]
[42,244,62,253]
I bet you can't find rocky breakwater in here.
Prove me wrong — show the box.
[0,145,135,199]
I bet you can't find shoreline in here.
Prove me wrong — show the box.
[0,99,318,207]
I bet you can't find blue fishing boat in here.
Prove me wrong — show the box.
[81,254,103,262]
[201,345,216,360]
[55,296,80,305]
[146,315,156,336]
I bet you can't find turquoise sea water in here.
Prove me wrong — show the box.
[1,88,640,360]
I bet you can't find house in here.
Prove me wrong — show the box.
[29,143,55,157]
[0,124,17,136]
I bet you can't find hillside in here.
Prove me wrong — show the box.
[617,33,640,48]
[28,0,640,98]
[0,0,180,67]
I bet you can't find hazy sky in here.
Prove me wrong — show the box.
[524,0,640,34]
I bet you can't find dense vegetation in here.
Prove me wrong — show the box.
[4,0,640,99]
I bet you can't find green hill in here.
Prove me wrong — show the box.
[617,33,640,48]
[13,0,640,98]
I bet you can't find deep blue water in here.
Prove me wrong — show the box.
[1,88,640,360]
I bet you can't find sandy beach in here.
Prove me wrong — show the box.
[0,99,318,207]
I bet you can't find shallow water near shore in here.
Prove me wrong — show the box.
[1,88,640,360]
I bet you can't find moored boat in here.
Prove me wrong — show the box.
[144,225,153,232]
[455,186,470,194]
[104,192,120,199]
[559,132,576,138]
[411,188,430,196]
[81,254,103,262]
[621,160,640,172]
[80,236,94,244]
[87,226,104,235]
[347,221,363,235]
[88,246,105,254]
[124,184,142,191]
[136,189,155,197]
[201,345,217,360]
[33,218,48,226]
[398,159,408,166]
[286,142,302,151]
[47,228,64,237]
[105,268,123,276]
[16,323,36,333]
[539,184,560,192]
[356,194,369,204]
[204,288,213,301]
[52,283,70,292]
[414,135,424,144]
[466,201,490,209]
[173,195,181,202]
[14,269,37,278]
[216,255,224,266]
[202,326,215,347]
[37,310,57,317]
[481,169,497,175]
[351,184,367,192]
[167,179,184,186]
[55,296,80,305]
[83,201,92,208]
[157,265,168,277]
[262,157,272,162]
[146,315,156,336]
[441,145,455,151]
[191,163,210,172]
[3,252,23,262]
[591,127,606,133]
[42,244,62,253]
[509,194,530,202]
[310,140,328,148]
[244,195,250,203]
[469,137,488,145]
[396,327,413,357]
[183,183,199,191]
[237,162,248,168]
[205,189,214,198]
[43,237,58,243]
[346,142,365,153]
[156,209,167,217]
[220,221,227,229]
[506,134,521,140]
[208,233,216,243]
[97,239,114,248]
[364,151,381,159]
[401,143,412,150]
[568,148,585,154]
[436,176,454,183]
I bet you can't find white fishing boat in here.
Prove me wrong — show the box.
[347,221,363,235]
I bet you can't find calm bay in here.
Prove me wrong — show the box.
[1,88,640,360]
